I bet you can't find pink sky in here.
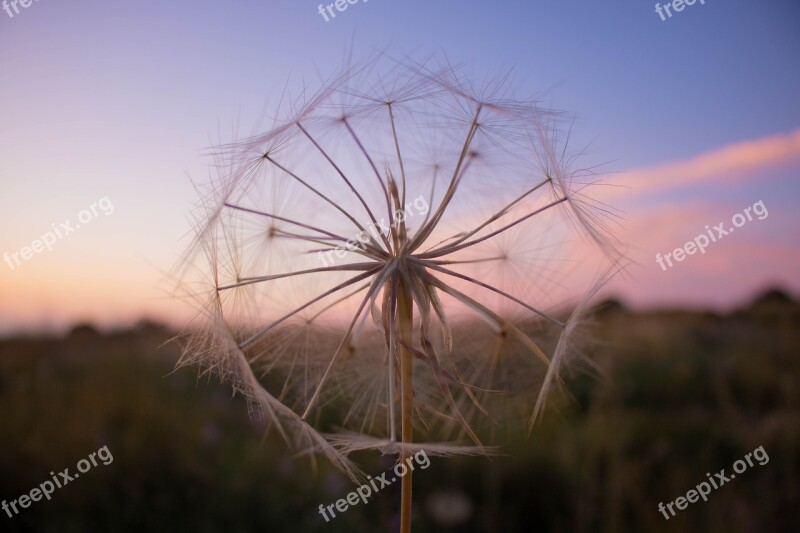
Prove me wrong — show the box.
[599,129,800,308]
[0,130,800,329]
[1,128,798,335]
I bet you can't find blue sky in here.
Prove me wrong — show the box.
[1,0,798,332]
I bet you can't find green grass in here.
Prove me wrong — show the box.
[1,293,798,532]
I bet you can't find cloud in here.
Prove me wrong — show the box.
[611,128,800,199]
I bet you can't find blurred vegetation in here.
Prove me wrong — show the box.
[1,291,798,532]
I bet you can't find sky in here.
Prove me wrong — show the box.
[0,0,798,334]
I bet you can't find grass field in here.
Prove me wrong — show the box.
[1,290,798,532]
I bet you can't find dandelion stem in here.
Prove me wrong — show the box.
[397,276,414,533]
[387,276,398,442]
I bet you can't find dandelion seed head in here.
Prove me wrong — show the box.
[176,57,621,476]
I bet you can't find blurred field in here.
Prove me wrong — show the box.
[1,290,798,532]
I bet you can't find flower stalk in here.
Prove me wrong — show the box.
[397,276,414,533]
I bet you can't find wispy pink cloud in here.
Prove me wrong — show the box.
[611,128,800,199]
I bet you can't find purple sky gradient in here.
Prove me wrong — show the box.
[1,0,798,334]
